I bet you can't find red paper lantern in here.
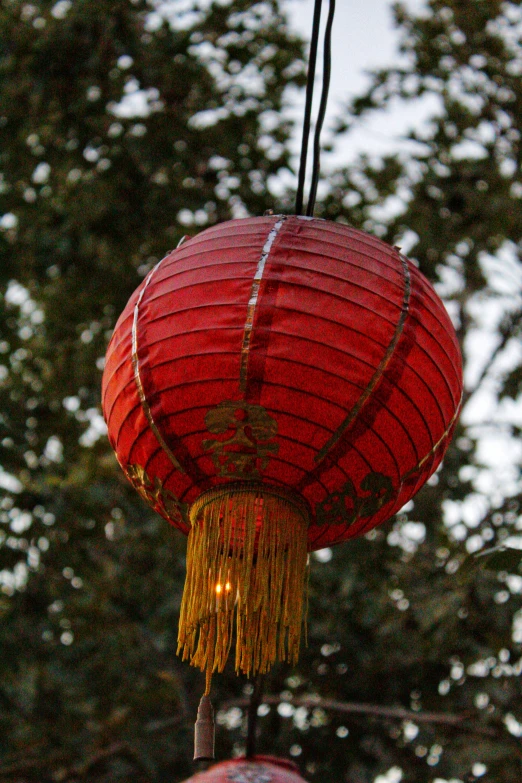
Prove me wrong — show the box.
[180,756,308,783]
[102,216,462,686]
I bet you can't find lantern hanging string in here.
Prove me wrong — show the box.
[295,0,337,217]
[306,0,336,216]
[295,0,322,216]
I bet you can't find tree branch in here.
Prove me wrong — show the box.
[0,741,151,780]
[220,695,499,737]
[471,306,522,395]
[69,740,152,778]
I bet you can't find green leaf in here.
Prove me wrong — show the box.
[474,545,522,574]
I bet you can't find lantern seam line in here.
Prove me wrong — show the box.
[170,218,276,246]
[130,254,214,484]
[132,261,187,475]
[277,223,410,257]
[292,252,412,497]
[156,402,405,489]
[169,467,333,505]
[113,300,399,348]
[402,392,463,480]
[132,279,404,324]
[118,351,403,397]
[128,327,457,406]
[110,377,352,450]
[108,334,386,383]
[312,253,412,465]
[354,391,464,541]
[239,216,287,394]
[117,361,425,480]
[135,310,461,399]
[140,425,369,501]
[137,251,407,296]
[106,302,459,427]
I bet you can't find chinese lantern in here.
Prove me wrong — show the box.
[102,216,462,690]
[180,756,308,783]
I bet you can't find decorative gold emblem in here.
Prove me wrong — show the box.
[202,400,278,478]
[126,464,189,526]
[227,765,273,783]
[316,471,394,527]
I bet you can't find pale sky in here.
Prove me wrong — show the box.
[285,0,425,164]
[287,0,414,97]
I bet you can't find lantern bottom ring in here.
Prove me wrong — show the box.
[188,481,311,528]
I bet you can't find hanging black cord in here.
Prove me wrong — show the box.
[245,675,265,759]
[306,0,336,216]
[295,0,322,216]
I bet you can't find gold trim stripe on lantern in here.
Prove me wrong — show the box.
[131,257,186,475]
[239,216,287,393]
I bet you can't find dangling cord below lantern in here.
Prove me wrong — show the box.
[194,669,215,761]
[246,675,266,759]
[295,0,337,217]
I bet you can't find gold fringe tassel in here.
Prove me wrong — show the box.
[177,485,310,692]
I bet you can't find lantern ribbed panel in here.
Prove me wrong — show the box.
[181,756,308,783]
[102,216,462,548]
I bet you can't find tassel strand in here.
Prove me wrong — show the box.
[177,485,309,688]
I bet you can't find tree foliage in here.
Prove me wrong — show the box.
[0,1,521,782]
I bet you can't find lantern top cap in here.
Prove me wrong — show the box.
[238,756,301,772]
[200,755,302,773]
[182,756,307,782]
